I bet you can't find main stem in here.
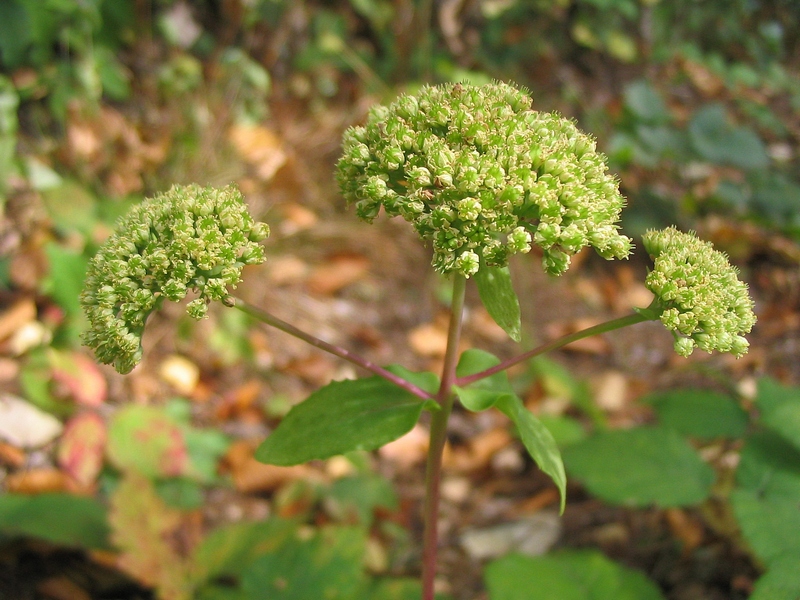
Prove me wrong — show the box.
[421,275,467,600]
[230,297,434,400]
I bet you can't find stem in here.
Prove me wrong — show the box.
[421,275,467,600]
[456,311,652,388]
[230,297,434,400]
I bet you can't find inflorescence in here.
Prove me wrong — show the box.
[337,81,632,277]
[80,184,269,373]
[642,227,756,358]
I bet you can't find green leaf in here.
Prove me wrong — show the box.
[43,242,88,321]
[538,414,587,448]
[623,80,670,124]
[385,364,440,395]
[750,555,800,600]
[736,431,800,499]
[454,349,514,412]
[688,103,768,170]
[644,389,748,440]
[256,377,434,466]
[761,400,800,454]
[0,493,109,548]
[732,489,800,566]
[193,518,298,585]
[366,578,452,600]
[326,474,398,526]
[496,394,566,513]
[241,526,367,600]
[563,427,715,507]
[475,265,522,342]
[485,550,666,600]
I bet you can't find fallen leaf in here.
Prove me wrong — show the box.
[37,576,92,600]
[665,508,705,555]
[0,394,63,448]
[228,124,288,181]
[268,255,310,286]
[0,441,26,468]
[223,439,313,493]
[58,412,107,487]
[378,424,429,468]
[109,471,192,600]
[5,468,68,493]
[445,428,513,473]
[408,322,449,357]
[159,355,200,396]
[279,203,318,235]
[592,371,629,412]
[48,349,108,406]
[306,254,370,295]
[0,299,36,343]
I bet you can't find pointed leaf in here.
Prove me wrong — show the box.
[750,555,800,600]
[496,394,566,513]
[732,489,800,566]
[563,427,715,507]
[475,265,522,342]
[256,377,434,466]
[644,389,748,440]
[48,349,108,407]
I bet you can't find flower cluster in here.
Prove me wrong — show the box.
[642,227,756,358]
[80,184,269,373]
[337,81,632,277]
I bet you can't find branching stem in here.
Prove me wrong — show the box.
[231,297,434,401]
[456,311,651,388]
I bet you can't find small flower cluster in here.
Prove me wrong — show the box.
[642,227,756,358]
[81,184,269,373]
[337,81,632,277]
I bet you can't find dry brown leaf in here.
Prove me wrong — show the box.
[545,318,611,354]
[228,124,288,181]
[470,307,510,342]
[36,576,92,600]
[408,323,449,357]
[665,508,705,555]
[0,299,36,343]
[159,355,200,396]
[444,428,513,473]
[0,441,25,468]
[592,371,629,412]
[378,424,429,468]
[280,203,318,235]
[223,439,313,493]
[306,255,370,295]
[5,468,69,494]
[268,255,310,286]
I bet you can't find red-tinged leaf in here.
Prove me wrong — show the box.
[48,349,108,406]
[107,406,189,478]
[109,471,193,600]
[58,412,107,486]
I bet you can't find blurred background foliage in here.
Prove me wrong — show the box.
[1,1,800,599]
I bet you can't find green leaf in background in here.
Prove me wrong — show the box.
[485,550,666,600]
[40,180,99,235]
[538,414,587,448]
[736,431,800,499]
[0,493,109,549]
[563,427,715,507]
[43,242,89,322]
[731,489,800,566]
[749,555,800,600]
[366,578,452,600]
[193,518,298,586]
[475,265,522,342]
[107,405,190,478]
[241,526,367,600]
[623,80,670,124]
[255,377,435,466]
[385,364,440,395]
[755,377,799,413]
[644,389,748,440]
[454,349,514,412]
[688,103,769,170]
[326,474,398,526]
[496,394,566,513]
[760,398,800,454]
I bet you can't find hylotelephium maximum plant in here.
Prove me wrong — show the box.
[81,81,756,600]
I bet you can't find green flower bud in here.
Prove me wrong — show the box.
[336,82,631,277]
[81,184,269,373]
[643,227,756,358]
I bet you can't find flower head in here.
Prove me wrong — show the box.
[337,81,632,277]
[80,184,269,373]
[642,227,756,358]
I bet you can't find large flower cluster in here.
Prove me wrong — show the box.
[337,81,632,277]
[81,184,269,373]
[642,227,756,358]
